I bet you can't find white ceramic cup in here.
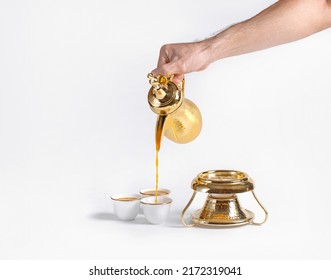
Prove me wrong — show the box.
[111,193,141,221]
[140,196,172,224]
[139,188,171,198]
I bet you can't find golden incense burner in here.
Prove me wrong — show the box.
[181,170,268,227]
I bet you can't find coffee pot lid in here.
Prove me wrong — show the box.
[191,170,254,194]
[147,73,183,115]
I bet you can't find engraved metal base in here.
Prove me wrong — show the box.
[181,170,268,227]
[191,209,254,227]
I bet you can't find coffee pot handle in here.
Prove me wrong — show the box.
[250,190,268,225]
[168,75,185,92]
[180,191,197,227]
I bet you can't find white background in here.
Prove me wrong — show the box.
[0,0,330,260]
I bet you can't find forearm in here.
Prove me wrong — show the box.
[204,0,331,62]
[152,0,331,81]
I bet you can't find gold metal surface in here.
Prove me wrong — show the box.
[147,73,183,115]
[180,190,197,227]
[192,170,254,194]
[181,170,268,227]
[147,73,202,144]
[164,99,202,144]
[191,209,254,227]
[197,194,253,225]
[251,190,268,225]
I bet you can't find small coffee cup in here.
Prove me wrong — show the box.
[140,196,172,224]
[139,188,170,197]
[111,193,141,221]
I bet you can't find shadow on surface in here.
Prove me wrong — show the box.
[90,211,185,227]
[90,211,245,229]
[91,212,117,221]
[90,212,150,225]
[165,210,185,228]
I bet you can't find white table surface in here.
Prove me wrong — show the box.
[1,0,330,260]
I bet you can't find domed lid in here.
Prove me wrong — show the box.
[147,73,183,115]
[191,170,254,194]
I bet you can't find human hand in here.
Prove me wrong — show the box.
[151,42,212,84]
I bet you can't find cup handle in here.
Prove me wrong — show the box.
[251,190,268,225]
[180,191,197,227]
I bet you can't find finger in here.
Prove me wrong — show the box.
[157,45,172,67]
[197,64,209,71]
[152,61,183,77]
[172,74,184,84]
[157,55,167,68]
[157,53,169,68]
